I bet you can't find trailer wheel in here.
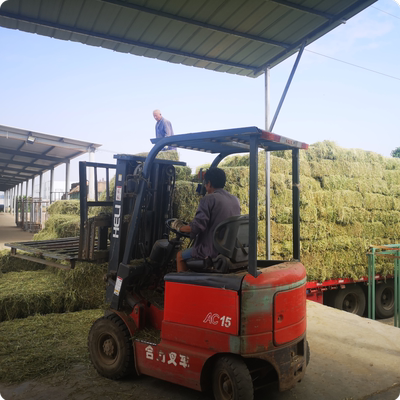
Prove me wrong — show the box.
[375,282,394,319]
[88,314,135,379]
[333,285,366,316]
[212,356,253,400]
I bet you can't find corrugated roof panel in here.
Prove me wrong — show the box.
[0,0,377,79]
[76,0,103,31]
[39,1,63,22]
[58,0,84,26]
[92,3,121,34]
[107,9,137,37]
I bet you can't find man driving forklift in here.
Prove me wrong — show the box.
[174,167,240,272]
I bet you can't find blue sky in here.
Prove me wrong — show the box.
[0,0,399,187]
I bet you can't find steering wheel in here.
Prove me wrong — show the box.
[166,218,191,238]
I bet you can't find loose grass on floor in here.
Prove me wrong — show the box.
[0,309,103,383]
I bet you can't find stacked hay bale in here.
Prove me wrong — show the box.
[172,141,400,282]
[34,200,81,240]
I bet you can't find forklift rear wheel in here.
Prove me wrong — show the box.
[375,282,394,319]
[333,285,366,316]
[212,356,253,400]
[88,314,135,379]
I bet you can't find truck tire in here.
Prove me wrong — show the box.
[88,313,135,379]
[375,282,394,319]
[213,355,254,400]
[333,285,366,316]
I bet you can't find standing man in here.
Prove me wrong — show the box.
[175,167,241,272]
[153,109,176,150]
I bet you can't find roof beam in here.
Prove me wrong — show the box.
[0,148,69,163]
[0,176,26,184]
[100,0,291,49]
[0,10,259,73]
[0,165,41,174]
[268,0,334,19]
[0,128,97,152]
[0,159,53,169]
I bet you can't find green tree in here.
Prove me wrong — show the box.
[391,147,400,158]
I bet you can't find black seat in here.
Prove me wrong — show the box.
[186,215,249,273]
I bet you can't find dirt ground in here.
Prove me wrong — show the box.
[1,212,400,400]
[1,301,400,400]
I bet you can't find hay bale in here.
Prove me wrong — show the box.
[0,309,103,383]
[34,214,80,240]
[53,261,107,312]
[47,200,80,216]
[364,193,394,211]
[135,150,179,161]
[172,181,200,221]
[0,270,65,321]
[0,250,46,273]
[175,165,192,181]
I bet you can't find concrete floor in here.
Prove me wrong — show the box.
[0,212,34,250]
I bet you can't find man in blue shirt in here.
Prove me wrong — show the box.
[153,109,176,150]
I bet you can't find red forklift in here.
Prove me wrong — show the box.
[87,127,309,400]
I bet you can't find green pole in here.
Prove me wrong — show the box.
[368,248,376,320]
[395,250,399,328]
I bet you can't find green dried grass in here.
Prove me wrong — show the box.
[0,309,103,383]
[52,261,108,312]
[0,270,65,321]
[34,214,80,240]
[0,250,46,273]
[47,200,80,216]
[174,141,400,282]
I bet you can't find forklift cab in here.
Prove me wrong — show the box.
[89,127,309,400]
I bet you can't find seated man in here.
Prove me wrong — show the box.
[176,167,241,272]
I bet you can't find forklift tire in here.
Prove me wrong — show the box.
[306,340,310,366]
[332,285,366,316]
[375,282,394,319]
[88,314,135,380]
[212,355,253,400]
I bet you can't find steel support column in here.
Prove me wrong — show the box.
[50,168,55,204]
[39,172,43,225]
[269,42,306,132]
[264,67,271,259]
[249,134,259,277]
[65,160,70,200]
[89,149,95,201]
[292,148,300,260]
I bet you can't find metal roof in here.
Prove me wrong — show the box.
[150,126,308,154]
[0,124,101,192]
[0,0,376,78]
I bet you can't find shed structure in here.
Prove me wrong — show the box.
[0,124,101,226]
[0,0,376,251]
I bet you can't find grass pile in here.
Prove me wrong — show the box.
[34,200,81,241]
[0,309,103,383]
[173,141,400,282]
[0,244,108,318]
[0,249,46,274]
[0,270,65,321]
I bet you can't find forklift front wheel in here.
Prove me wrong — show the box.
[88,314,135,380]
[212,356,254,400]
